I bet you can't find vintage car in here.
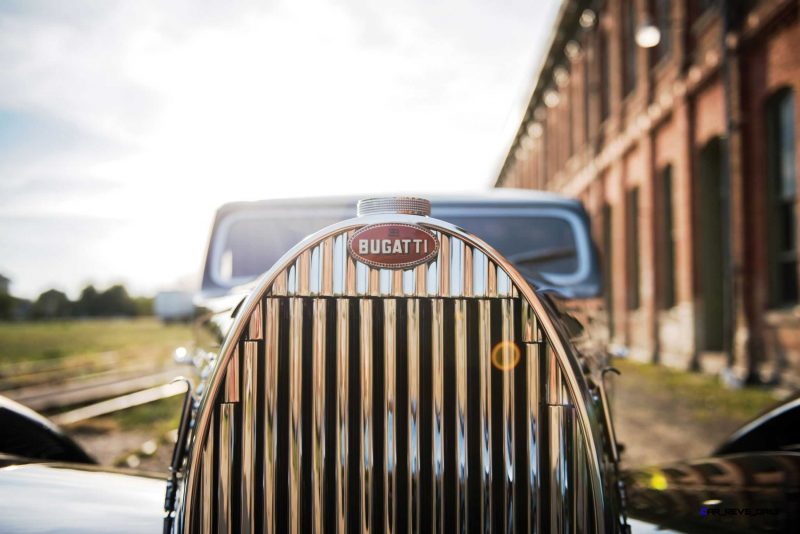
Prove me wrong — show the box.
[0,192,798,533]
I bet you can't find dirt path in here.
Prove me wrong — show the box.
[609,360,778,468]
[70,425,174,473]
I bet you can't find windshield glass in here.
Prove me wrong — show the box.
[212,212,579,286]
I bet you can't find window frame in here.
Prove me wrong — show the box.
[766,88,799,308]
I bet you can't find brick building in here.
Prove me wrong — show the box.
[495,0,800,386]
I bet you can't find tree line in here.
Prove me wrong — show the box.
[0,284,153,321]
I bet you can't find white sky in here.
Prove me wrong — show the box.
[0,0,560,299]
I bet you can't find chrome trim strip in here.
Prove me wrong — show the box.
[297,250,310,295]
[526,343,540,534]
[575,421,589,534]
[487,261,497,297]
[379,269,391,295]
[310,244,321,294]
[368,267,380,296]
[449,237,463,296]
[545,345,564,406]
[333,234,345,294]
[218,403,235,534]
[426,256,438,295]
[392,270,403,297]
[272,269,287,295]
[454,300,468,532]
[264,299,279,534]
[241,341,258,534]
[501,299,515,533]
[431,299,444,533]
[248,301,263,340]
[407,299,421,534]
[414,263,427,296]
[360,299,373,534]
[521,300,542,344]
[201,413,214,533]
[463,246,473,297]
[478,300,492,532]
[336,299,349,534]
[287,264,297,294]
[384,299,397,534]
[312,299,327,533]
[402,267,414,295]
[438,234,450,297]
[472,249,487,297]
[322,237,335,294]
[224,348,239,403]
[289,298,303,534]
[548,405,575,533]
[345,232,357,295]
[497,266,511,297]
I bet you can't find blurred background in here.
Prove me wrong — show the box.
[1,0,798,473]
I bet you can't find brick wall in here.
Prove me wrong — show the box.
[496,0,800,385]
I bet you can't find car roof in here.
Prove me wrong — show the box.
[214,189,582,217]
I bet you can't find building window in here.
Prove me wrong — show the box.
[650,0,672,65]
[622,0,638,97]
[626,187,641,309]
[603,203,615,335]
[599,29,610,121]
[658,165,676,308]
[568,76,575,157]
[767,88,798,307]
[583,45,591,143]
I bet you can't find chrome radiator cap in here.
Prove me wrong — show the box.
[356,196,432,217]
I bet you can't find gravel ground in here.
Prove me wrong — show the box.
[611,380,732,468]
[609,360,779,468]
[70,425,175,473]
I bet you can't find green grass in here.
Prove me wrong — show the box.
[112,395,184,432]
[614,358,779,423]
[0,318,192,367]
[0,318,193,432]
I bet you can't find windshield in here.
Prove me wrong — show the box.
[211,211,581,288]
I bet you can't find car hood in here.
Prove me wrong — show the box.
[623,452,800,533]
[0,462,164,533]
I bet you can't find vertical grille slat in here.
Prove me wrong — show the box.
[288,298,303,534]
[311,300,327,532]
[360,299,374,534]
[526,343,541,534]
[241,341,258,534]
[476,299,493,533]
[201,413,215,533]
[336,299,349,534]
[454,300,469,533]
[383,299,397,534]
[501,299,515,534]
[431,299,445,534]
[406,300,421,534]
[263,299,279,534]
[218,403,236,534]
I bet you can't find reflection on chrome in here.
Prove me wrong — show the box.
[180,211,610,533]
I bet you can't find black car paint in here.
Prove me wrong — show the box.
[0,395,93,464]
[0,460,165,533]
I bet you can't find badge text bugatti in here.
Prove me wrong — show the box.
[347,223,440,269]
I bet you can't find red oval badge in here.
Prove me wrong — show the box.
[348,223,439,269]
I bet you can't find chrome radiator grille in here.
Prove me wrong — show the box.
[182,217,605,533]
[188,295,596,533]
